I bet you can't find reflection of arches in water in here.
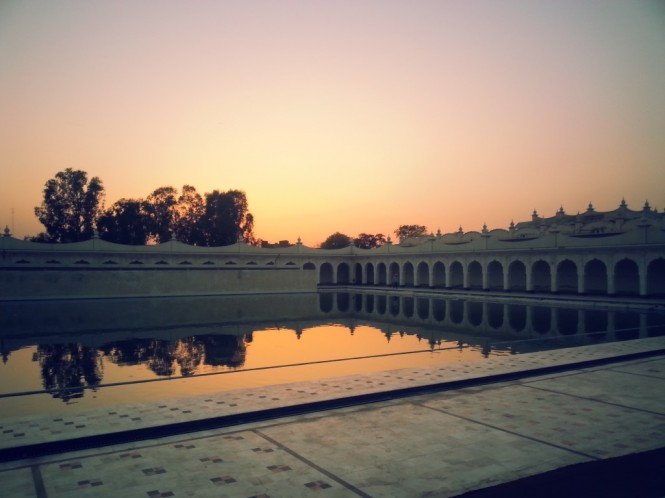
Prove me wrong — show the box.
[467,301,483,327]
[487,261,503,290]
[403,262,415,287]
[450,300,464,324]
[365,294,375,313]
[449,261,464,288]
[416,262,429,287]
[432,299,446,321]
[403,297,414,318]
[319,263,333,284]
[584,259,607,294]
[647,258,665,296]
[508,260,527,291]
[647,313,665,337]
[468,261,483,289]
[365,263,375,285]
[615,311,640,340]
[532,260,551,292]
[508,305,526,332]
[557,260,578,293]
[377,295,387,314]
[389,262,400,286]
[532,306,551,334]
[417,298,429,320]
[319,293,333,312]
[585,310,608,336]
[337,263,350,284]
[354,263,362,284]
[377,263,387,285]
[389,296,400,316]
[337,293,350,312]
[353,293,362,312]
[487,303,503,329]
[557,308,578,335]
[303,262,315,270]
[432,262,445,287]
[614,258,639,295]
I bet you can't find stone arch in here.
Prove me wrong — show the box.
[531,260,551,292]
[337,263,350,285]
[303,262,315,270]
[353,263,363,284]
[508,260,527,291]
[647,258,665,296]
[403,262,415,287]
[449,261,464,288]
[614,258,639,296]
[365,263,375,285]
[389,262,400,286]
[487,260,503,290]
[556,260,578,294]
[432,261,445,287]
[468,261,483,289]
[377,262,387,285]
[416,261,429,287]
[584,259,607,294]
[319,263,333,284]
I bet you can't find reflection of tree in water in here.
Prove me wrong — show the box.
[99,334,249,377]
[37,344,102,402]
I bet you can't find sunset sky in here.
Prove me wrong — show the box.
[1,0,664,246]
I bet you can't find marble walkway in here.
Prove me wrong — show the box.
[1,336,664,497]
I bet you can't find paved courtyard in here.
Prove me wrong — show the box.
[1,337,664,497]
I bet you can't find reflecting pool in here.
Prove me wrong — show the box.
[1,291,663,418]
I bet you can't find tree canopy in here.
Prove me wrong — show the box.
[394,224,428,242]
[34,168,105,242]
[353,233,386,249]
[320,232,352,249]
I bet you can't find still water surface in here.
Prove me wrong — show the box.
[1,292,663,418]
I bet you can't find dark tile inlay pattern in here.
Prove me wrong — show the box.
[200,456,224,463]
[78,479,103,487]
[267,464,292,473]
[210,475,237,485]
[147,491,174,497]
[142,467,167,476]
[251,447,275,453]
[305,480,332,490]
[59,462,82,470]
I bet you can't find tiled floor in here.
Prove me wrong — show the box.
[1,338,664,497]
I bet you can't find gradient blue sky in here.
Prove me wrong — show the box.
[1,0,664,245]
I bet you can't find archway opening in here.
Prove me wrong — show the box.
[389,262,400,287]
[449,261,464,288]
[532,260,551,292]
[532,306,551,334]
[319,263,333,285]
[432,299,446,321]
[417,298,429,320]
[614,258,639,295]
[508,305,526,332]
[432,261,445,287]
[403,262,415,287]
[508,261,527,291]
[468,261,483,290]
[556,260,578,294]
[365,263,375,285]
[416,262,429,287]
[487,261,503,290]
[468,302,483,327]
[353,263,363,285]
[647,258,665,296]
[584,259,607,294]
[336,263,350,285]
[377,263,387,286]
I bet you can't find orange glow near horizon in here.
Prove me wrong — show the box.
[1,1,664,245]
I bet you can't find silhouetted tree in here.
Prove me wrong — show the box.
[34,168,105,242]
[173,185,205,245]
[320,232,352,249]
[38,343,103,401]
[201,189,254,246]
[145,186,178,243]
[97,198,150,244]
[353,233,386,249]
[394,224,427,242]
